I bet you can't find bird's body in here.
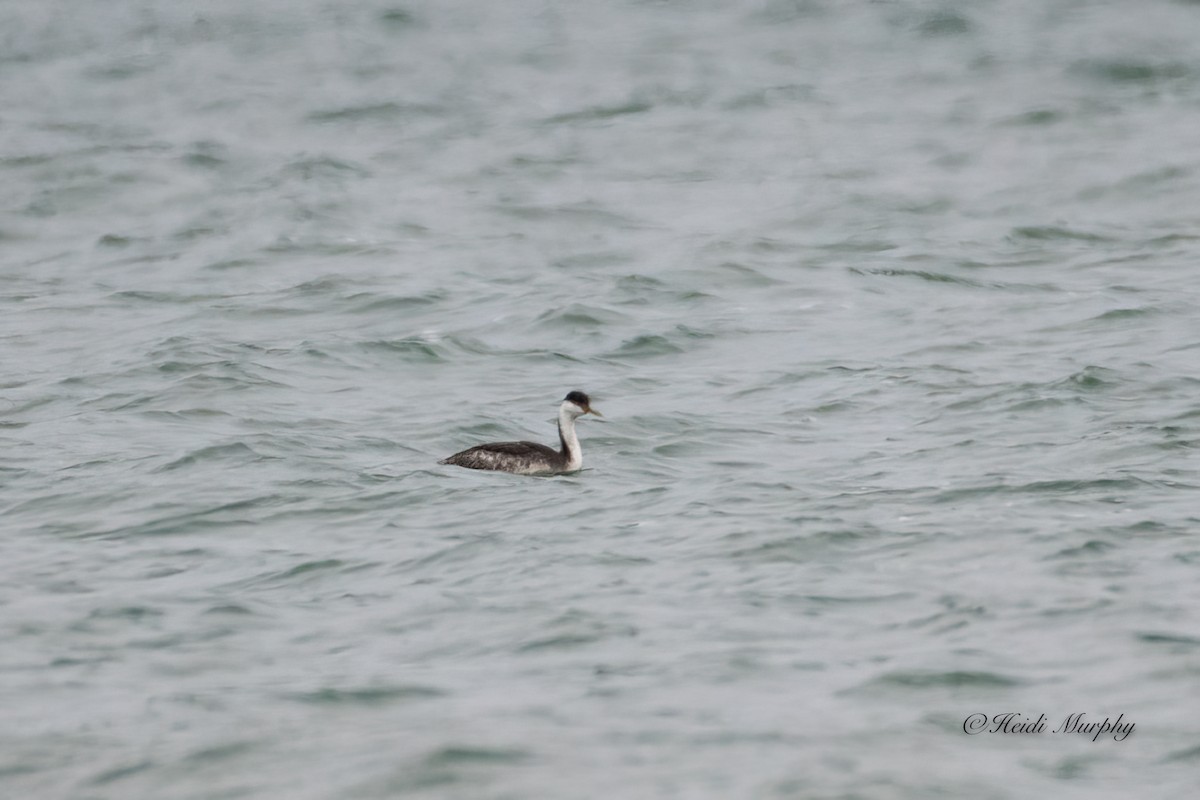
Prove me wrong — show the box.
[439,391,600,475]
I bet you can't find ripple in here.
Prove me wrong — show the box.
[425,746,531,766]
[288,685,445,705]
[1136,632,1200,649]
[1073,59,1191,84]
[359,337,446,362]
[184,740,259,764]
[278,155,370,180]
[90,760,155,786]
[534,303,632,329]
[543,101,653,124]
[156,442,267,472]
[379,8,421,28]
[849,267,986,288]
[1163,744,1200,764]
[858,670,1025,691]
[306,102,444,123]
[86,495,287,539]
[1003,108,1065,126]
[607,334,685,358]
[932,478,1146,503]
[1010,225,1115,242]
[516,611,637,653]
[916,10,972,37]
[345,291,445,313]
[1049,540,1117,559]
[274,559,346,580]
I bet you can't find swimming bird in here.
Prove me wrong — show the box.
[439,391,601,475]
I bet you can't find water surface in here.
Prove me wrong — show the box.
[3,1,1200,797]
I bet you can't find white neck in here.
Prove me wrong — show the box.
[558,404,583,472]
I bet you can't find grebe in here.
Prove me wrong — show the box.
[439,391,601,475]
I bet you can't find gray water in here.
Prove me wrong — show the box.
[3,1,1200,797]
